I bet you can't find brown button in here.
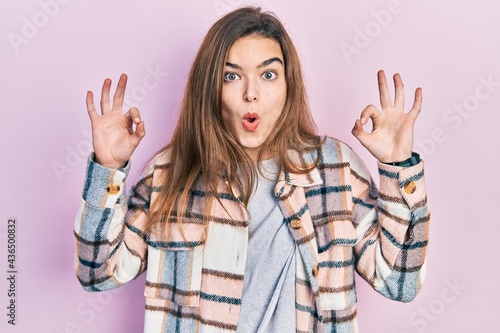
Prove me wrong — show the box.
[404,181,416,194]
[312,264,319,277]
[107,184,120,195]
[290,218,302,229]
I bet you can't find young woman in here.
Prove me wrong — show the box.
[74,6,429,333]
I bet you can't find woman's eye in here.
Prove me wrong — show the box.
[224,73,240,81]
[262,71,277,80]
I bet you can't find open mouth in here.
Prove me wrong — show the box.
[242,112,260,131]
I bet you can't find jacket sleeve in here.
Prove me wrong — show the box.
[345,144,430,302]
[74,154,152,291]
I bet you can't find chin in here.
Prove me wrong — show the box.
[238,137,265,149]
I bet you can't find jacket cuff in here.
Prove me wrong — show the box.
[377,160,426,210]
[381,152,421,167]
[81,153,131,209]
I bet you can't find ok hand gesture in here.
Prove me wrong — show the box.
[86,74,146,168]
[352,70,422,163]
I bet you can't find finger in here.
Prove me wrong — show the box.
[123,107,141,135]
[86,91,99,120]
[351,119,367,139]
[378,70,392,110]
[112,73,128,112]
[132,121,146,143]
[124,107,142,124]
[359,104,381,125]
[100,78,112,113]
[393,73,405,109]
[408,87,423,120]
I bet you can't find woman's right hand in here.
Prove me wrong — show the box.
[86,74,146,168]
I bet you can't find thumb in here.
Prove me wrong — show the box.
[351,119,367,141]
[351,119,373,152]
[131,121,146,146]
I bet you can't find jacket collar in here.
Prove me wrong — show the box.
[274,149,323,198]
[283,149,322,186]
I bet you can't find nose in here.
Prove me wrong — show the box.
[244,79,258,102]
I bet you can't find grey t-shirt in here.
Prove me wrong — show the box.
[236,159,296,333]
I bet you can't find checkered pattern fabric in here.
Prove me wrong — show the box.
[74,137,429,332]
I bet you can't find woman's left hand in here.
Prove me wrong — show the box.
[352,70,422,163]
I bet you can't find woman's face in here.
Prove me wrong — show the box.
[221,35,286,160]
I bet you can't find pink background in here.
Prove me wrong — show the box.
[1,0,499,332]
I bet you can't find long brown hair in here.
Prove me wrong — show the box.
[147,6,322,235]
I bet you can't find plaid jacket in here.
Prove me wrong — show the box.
[74,137,429,333]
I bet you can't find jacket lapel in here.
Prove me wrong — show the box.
[275,149,323,298]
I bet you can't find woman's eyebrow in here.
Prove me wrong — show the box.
[258,57,283,68]
[225,57,284,70]
[225,62,241,70]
